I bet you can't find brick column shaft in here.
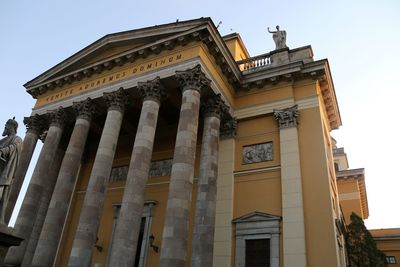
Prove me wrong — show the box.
[5,108,66,266]
[108,78,165,266]
[68,90,126,267]
[212,118,237,267]
[191,116,220,267]
[191,95,226,267]
[160,88,200,267]
[31,98,95,267]
[22,146,65,266]
[160,65,209,267]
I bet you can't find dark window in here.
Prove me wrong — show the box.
[134,217,147,267]
[387,256,397,264]
[334,163,339,171]
[245,238,270,267]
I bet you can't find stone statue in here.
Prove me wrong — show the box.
[0,117,22,224]
[268,25,287,50]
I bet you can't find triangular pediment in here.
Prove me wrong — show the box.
[232,211,281,223]
[25,18,215,89]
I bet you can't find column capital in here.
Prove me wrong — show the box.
[103,87,129,112]
[175,65,210,94]
[138,76,168,103]
[23,114,46,135]
[273,105,299,129]
[49,107,68,128]
[201,94,228,119]
[73,98,97,121]
[220,117,237,139]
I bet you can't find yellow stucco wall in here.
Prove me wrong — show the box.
[298,107,341,267]
[337,179,363,224]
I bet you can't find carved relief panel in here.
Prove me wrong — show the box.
[242,142,273,164]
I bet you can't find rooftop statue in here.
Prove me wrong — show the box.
[268,25,288,50]
[0,117,22,224]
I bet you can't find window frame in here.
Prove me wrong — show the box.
[233,211,280,267]
[106,200,157,267]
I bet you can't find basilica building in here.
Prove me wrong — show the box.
[3,18,347,267]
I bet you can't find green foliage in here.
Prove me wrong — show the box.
[345,212,387,267]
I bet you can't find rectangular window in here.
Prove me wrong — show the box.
[387,256,397,264]
[134,217,147,267]
[245,239,270,267]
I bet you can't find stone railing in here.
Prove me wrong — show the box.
[333,147,345,155]
[237,52,272,72]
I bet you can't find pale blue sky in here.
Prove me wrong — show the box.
[1,0,399,229]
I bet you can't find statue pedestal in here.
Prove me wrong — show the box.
[0,223,23,266]
[270,48,290,67]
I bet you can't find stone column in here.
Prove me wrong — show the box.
[191,94,227,267]
[108,78,166,266]
[273,105,307,267]
[159,65,209,267]
[4,115,45,224]
[5,108,67,266]
[212,118,237,267]
[30,98,96,267]
[22,144,65,267]
[68,89,127,267]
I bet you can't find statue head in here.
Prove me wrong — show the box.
[276,25,280,31]
[2,117,18,137]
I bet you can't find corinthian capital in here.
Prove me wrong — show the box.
[49,107,68,128]
[273,105,299,129]
[175,65,210,94]
[23,114,46,135]
[137,77,168,103]
[73,98,97,121]
[103,87,129,112]
[220,117,237,139]
[201,93,228,119]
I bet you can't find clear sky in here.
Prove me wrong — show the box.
[1,0,399,229]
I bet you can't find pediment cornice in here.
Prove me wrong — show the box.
[25,18,242,98]
[232,211,281,223]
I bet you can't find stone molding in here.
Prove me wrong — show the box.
[73,98,97,121]
[49,107,67,128]
[220,118,237,139]
[201,93,228,119]
[273,105,299,129]
[175,65,210,94]
[103,87,129,112]
[137,76,167,103]
[233,211,281,267]
[23,114,46,135]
